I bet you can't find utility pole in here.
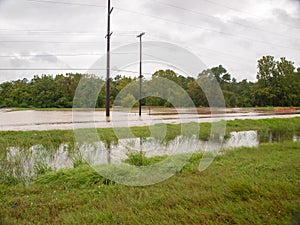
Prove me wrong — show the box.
[137,32,145,117]
[106,0,113,121]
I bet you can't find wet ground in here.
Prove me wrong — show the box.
[0,108,300,131]
[3,129,299,182]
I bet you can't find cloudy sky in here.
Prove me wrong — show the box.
[0,0,300,83]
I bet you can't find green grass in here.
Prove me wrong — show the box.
[1,117,300,224]
[124,151,167,166]
[0,142,299,224]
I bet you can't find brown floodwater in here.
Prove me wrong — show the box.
[0,109,300,131]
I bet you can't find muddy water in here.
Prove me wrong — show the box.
[0,109,300,131]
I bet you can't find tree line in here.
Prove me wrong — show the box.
[0,55,299,108]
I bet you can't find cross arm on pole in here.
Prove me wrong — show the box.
[137,32,145,38]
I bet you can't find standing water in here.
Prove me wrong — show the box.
[1,130,298,183]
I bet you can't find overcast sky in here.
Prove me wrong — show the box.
[0,0,300,83]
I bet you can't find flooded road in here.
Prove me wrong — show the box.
[0,109,300,131]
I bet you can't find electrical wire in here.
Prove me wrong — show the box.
[24,0,105,8]
[0,53,102,58]
[0,0,298,78]
[0,28,103,34]
[114,7,300,52]
[200,0,300,30]
[144,35,251,62]
[153,0,300,41]
[0,0,297,52]
[0,52,138,58]
[0,40,104,43]
[0,68,153,75]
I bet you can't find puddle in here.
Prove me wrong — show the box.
[1,130,299,183]
[258,130,300,143]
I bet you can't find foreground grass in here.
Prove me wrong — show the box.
[0,142,299,224]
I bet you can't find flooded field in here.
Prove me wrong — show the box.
[1,110,300,183]
[1,129,299,183]
[0,108,300,131]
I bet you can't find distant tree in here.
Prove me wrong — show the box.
[152,69,182,86]
[210,65,230,84]
[73,74,104,108]
[186,80,208,107]
[0,57,299,109]
[254,56,297,106]
[121,94,136,108]
[0,81,16,107]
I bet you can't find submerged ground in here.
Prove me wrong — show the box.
[0,107,299,131]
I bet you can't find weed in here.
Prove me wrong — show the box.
[124,151,167,166]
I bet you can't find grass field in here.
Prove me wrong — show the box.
[0,142,299,224]
[0,118,300,224]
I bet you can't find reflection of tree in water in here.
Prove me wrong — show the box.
[106,142,111,164]
[258,130,298,143]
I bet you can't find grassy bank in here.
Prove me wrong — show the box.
[0,142,299,224]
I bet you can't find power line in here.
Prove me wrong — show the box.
[200,0,300,30]
[114,7,300,52]
[0,50,251,69]
[24,0,105,8]
[145,35,251,62]
[0,40,104,43]
[22,0,300,32]
[114,30,145,34]
[0,68,153,75]
[153,0,300,42]
[0,41,136,45]
[7,0,300,52]
[2,0,298,76]
[0,68,105,71]
[203,0,265,15]
[0,53,102,58]
[6,34,247,67]
[0,52,138,58]
[1,29,251,63]
[0,34,101,37]
[0,28,102,34]
[0,29,141,35]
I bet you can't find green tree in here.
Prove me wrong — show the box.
[121,94,136,108]
[186,80,208,107]
[254,56,297,106]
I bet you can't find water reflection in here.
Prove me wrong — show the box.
[1,130,299,182]
[293,135,300,142]
[2,145,73,183]
[258,130,300,143]
[223,131,259,149]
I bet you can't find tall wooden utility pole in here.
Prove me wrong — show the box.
[137,32,145,117]
[106,0,113,121]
